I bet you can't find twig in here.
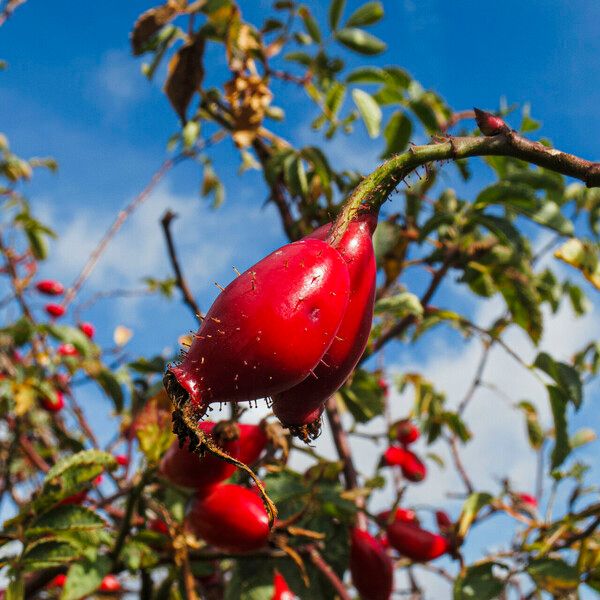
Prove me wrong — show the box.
[63,155,186,309]
[446,434,474,495]
[457,340,492,415]
[325,396,367,530]
[307,545,351,600]
[19,435,49,472]
[160,210,202,322]
[0,0,26,27]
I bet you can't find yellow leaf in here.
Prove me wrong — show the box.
[114,326,133,347]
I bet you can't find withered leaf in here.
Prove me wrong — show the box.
[164,32,205,122]
[131,0,186,56]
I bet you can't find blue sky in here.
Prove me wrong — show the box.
[2,1,600,596]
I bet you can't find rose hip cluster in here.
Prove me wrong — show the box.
[349,507,454,600]
[382,419,426,482]
[160,420,272,552]
[164,212,377,442]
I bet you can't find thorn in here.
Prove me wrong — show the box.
[320,359,330,367]
[214,282,225,292]
[210,317,221,324]
[309,370,318,380]
[233,266,241,276]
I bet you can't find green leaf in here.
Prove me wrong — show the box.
[345,1,384,27]
[555,239,600,290]
[346,66,387,83]
[45,450,116,486]
[6,577,24,600]
[534,352,582,409]
[352,89,381,138]
[95,368,124,413]
[527,558,579,595]
[324,81,346,119]
[61,556,111,600]
[374,292,423,318]
[335,27,387,55]
[523,200,574,235]
[28,505,105,536]
[382,110,412,158]
[517,401,545,450]
[457,492,493,538]
[473,213,524,250]
[547,385,571,469]
[372,220,401,265]
[42,324,95,358]
[454,562,505,600]
[338,369,385,423]
[23,540,80,570]
[299,6,321,44]
[4,317,34,346]
[329,0,345,31]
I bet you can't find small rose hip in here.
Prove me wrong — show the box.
[473,107,509,136]
[57,343,78,357]
[45,303,65,318]
[41,390,64,413]
[47,573,67,588]
[115,454,129,467]
[395,419,420,446]
[36,279,64,296]
[78,322,95,339]
[99,575,121,592]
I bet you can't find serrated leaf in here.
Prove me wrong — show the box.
[547,385,571,470]
[61,556,111,600]
[352,89,381,138]
[329,0,346,30]
[23,540,80,570]
[375,292,423,318]
[527,558,579,594]
[42,324,95,358]
[28,505,105,536]
[458,492,493,538]
[345,1,383,27]
[454,562,505,600]
[382,110,412,158]
[338,370,385,423]
[45,450,116,485]
[335,27,387,55]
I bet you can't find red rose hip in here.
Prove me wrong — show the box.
[350,527,393,600]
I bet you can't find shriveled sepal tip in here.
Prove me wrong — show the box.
[473,107,509,136]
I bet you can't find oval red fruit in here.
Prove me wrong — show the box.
[45,303,65,318]
[99,575,121,592]
[272,570,296,600]
[115,454,129,467]
[47,574,67,588]
[435,510,453,535]
[57,343,78,357]
[377,507,418,526]
[187,484,270,552]
[395,419,420,446]
[36,279,64,296]
[386,520,449,562]
[383,446,426,482]
[237,423,268,465]
[272,213,377,439]
[79,322,95,339]
[350,528,393,600]
[160,421,240,491]
[165,238,350,416]
[41,390,64,413]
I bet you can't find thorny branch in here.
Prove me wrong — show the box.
[160,209,203,322]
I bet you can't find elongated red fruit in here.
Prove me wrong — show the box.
[160,421,240,491]
[377,507,419,526]
[36,279,64,296]
[41,389,64,413]
[186,484,270,552]
[79,322,95,339]
[383,446,426,482]
[45,303,65,318]
[272,212,377,440]
[395,419,420,446]
[164,239,350,419]
[272,570,296,600]
[350,528,393,600]
[237,423,268,465]
[386,520,449,562]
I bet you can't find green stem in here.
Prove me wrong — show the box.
[328,133,600,245]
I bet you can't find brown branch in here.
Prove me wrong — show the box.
[160,209,202,322]
[457,340,492,415]
[0,0,26,27]
[63,155,186,309]
[19,435,49,472]
[325,396,367,530]
[307,545,351,600]
[446,434,474,495]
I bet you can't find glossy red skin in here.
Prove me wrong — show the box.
[99,575,121,592]
[167,238,350,412]
[396,420,420,446]
[41,390,64,413]
[48,574,67,588]
[160,421,240,491]
[272,570,295,600]
[187,484,270,552]
[377,507,418,526]
[79,322,95,339]
[435,510,453,535]
[272,213,377,427]
[237,423,268,465]
[57,343,78,357]
[36,279,64,295]
[383,446,426,482]
[516,493,538,508]
[115,454,129,467]
[350,528,393,600]
[386,521,449,562]
[45,303,65,318]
